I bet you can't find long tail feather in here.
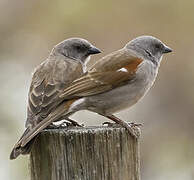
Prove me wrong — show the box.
[10,128,32,159]
[10,101,71,160]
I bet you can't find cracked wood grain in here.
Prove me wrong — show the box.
[30,126,140,180]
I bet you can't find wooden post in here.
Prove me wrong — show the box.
[30,126,140,180]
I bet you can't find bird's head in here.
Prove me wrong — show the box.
[125,36,172,65]
[52,38,101,63]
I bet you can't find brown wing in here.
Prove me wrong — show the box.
[26,56,83,127]
[59,56,143,99]
[89,48,139,72]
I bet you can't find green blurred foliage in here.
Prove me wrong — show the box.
[0,0,194,179]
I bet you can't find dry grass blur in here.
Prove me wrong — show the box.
[0,0,194,179]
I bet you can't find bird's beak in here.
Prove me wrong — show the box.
[163,45,172,54]
[88,46,101,55]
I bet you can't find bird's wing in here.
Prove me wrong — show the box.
[60,56,143,98]
[26,56,83,127]
[89,48,139,72]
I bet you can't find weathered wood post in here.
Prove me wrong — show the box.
[30,126,140,180]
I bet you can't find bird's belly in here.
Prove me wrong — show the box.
[70,61,158,115]
[86,79,153,114]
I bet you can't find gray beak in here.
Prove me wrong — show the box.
[163,45,172,54]
[88,46,101,55]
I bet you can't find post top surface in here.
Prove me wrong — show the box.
[41,125,141,138]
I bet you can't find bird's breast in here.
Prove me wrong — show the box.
[85,61,159,114]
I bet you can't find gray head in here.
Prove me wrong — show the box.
[125,36,172,65]
[52,38,101,63]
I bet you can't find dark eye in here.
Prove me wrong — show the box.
[155,44,161,49]
[76,46,81,50]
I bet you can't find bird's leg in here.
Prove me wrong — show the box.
[101,114,141,138]
[65,117,83,127]
[102,117,142,127]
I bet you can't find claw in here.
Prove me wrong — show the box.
[128,122,143,127]
[99,114,141,138]
[46,122,70,129]
[65,117,84,127]
[102,122,120,128]
[124,123,141,138]
[102,122,112,126]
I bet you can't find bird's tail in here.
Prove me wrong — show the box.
[9,100,74,160]
[10,128,36,160]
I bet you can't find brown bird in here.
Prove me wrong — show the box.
[10,38,101,159]
[11,36,172,160]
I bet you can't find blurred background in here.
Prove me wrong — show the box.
[0,0,194,179]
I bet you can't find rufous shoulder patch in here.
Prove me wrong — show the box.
[123,58,143,74]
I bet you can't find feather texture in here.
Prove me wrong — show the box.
[26,55,83,127]
[59,50,143,99]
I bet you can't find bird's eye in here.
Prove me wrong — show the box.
[76,46,81,50]
[155,44,161,49]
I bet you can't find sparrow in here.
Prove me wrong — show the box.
[10,38,101,159]
[10,36,172,160]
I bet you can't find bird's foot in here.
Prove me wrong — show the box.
[123,123,141,138]
[46,120,83,129]
[128,122,143,127]
[103,121,141,138]
[65,117,84,127]
[103,122,142,127]
[103,122,120,127]
[102,114,141,138]
[46,122,69,129]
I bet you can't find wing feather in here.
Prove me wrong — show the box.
[26,57,83,127]
[60,57,143,99]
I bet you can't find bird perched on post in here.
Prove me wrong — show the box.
[10,38,101,159]
[10,35,172,160]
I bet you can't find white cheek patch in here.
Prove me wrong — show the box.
[85,55,91,65]
[117,67,128,72]
[158,55,163,64]
[83,56,91,73]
